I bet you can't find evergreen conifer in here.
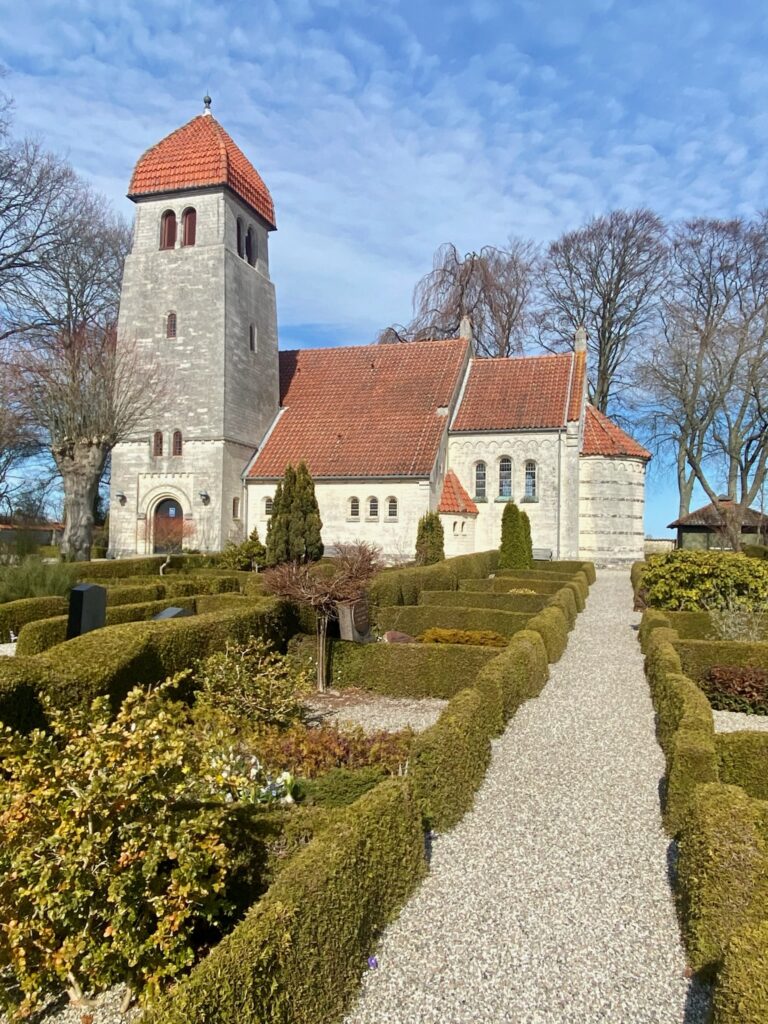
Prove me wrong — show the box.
[499,501,528,569]
[265,463,323,565]
[520,510,534,567]
[265,480,287,565]
[415,511,445,565]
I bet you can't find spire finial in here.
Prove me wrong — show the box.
[203,94,212,115]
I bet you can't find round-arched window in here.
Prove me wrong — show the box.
[160,210,177,250]
[182,207,196,247]
[368,497,379,518]
[349,496,360,519]
[499,457,512,498]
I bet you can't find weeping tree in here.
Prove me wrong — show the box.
[262,541,382,691]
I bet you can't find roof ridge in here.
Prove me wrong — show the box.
[279,337,466,357]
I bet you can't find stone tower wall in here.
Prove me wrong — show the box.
[578,455,646,563]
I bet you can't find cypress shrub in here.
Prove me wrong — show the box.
[414,512,444,566]
[266,464,324,565]
[498,501,528,570]
[265,480,287,565]
[520,509,533,567]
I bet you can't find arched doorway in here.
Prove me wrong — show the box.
[153,498,184,553]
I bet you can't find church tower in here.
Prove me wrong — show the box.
[109,98,279,555]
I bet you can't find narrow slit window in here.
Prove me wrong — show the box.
[232,497,240,519]
[245,227,257,265]
[499,457,512,498]
[525,460,537,499]
[153,431,163,457]
[475,461,486,499]
[249,324,257,352]
[182,208,196,247]
[166,312,177,338]
[172,430,183,457]
[160,210,176,250]
[349,496,360,519]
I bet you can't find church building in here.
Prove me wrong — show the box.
[109,101,650,564]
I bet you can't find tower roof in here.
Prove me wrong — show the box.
[128,111,276,229]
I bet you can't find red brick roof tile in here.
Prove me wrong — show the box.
[129,114,276,228]
[452,353,583,431]
[581,404,650,460]
[248,339,469,479]
[438,470,479,514]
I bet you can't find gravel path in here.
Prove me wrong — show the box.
[345,568,709,1024]
[305,692,446,733]
[713,709,768,732]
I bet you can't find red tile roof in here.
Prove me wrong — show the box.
[128,114,276,228]
[452,353,584,431]
[581,405,651,460]
[438,470,479,515]
[248,338,469,479]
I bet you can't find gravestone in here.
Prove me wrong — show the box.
[152,606,193,620]
[337,598,370,642]
[66,583,107,640]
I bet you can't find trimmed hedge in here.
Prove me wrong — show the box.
[675,639,768,683]
[525,605,569,663]
[677,783,768,975]
[713,920,768,1024]
[374,605,531,641]
[532,558,596,585]
[460,576,569,598]
[547,586,577,630]
[368,550,500,608]
[716,732,768,800]
[744,543,768,560]
[473,628,549,719]
[142,778,426,1024]
[495,567,589,604]
[329,640,499,698]
[105,584,165,606]
[0,595,68,641]
[418,589,546,614]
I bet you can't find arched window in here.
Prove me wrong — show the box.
[245,226,257,266]
[160,210,176,250]
[349,496,360,519]
[368,496,379,519]
[498,457,512,498]
[166,312,177,338]
[172,430,183,457]
[152,430,163,457]
[182,207,196,247]
[525,460,537,499]
[474,461,487,499]
[249,324,257,352]
[387,496,398,519]
[264,496,274,516]
[236,218,245,258]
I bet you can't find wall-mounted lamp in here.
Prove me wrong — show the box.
[199,490,211,505]
[116,491,127,506]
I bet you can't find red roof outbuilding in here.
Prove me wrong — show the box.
[129,113,276,228]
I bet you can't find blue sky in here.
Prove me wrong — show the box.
[4,0,767,534]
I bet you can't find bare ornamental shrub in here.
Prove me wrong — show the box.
[707,598,768,643]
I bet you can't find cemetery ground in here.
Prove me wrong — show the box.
[0,549,766,1021]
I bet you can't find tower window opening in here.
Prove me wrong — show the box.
[160,210,177,250]
[245,226,257,265]
[152,430,163,457]
[182,207,196,247]
[166,312,177,338]
[236,218,245,259]
[249,324,257,352]
[172,430,183,457]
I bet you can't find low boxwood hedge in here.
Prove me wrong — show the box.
[0,595,68,641]
[525,605,569,662]
[368,550,500,608]
[142,777,426,1024]
[533,558,597,585]
[329,640,499,698]
[675,639,768,683]
[460,577,568,597]
[374,604,531,640]
[495,568,589,606]
[418,589,547,615]
[677,783,768,976]
[713,920,768,1024]
[474,628,549,719]
[716,732,768,801]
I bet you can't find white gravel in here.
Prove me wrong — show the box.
[344,568,710,1024]
[305,693,447,733]
[0,642,15,657]
[0,984,139,1024]
[713,709,768,732]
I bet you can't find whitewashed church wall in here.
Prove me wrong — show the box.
[446,431,580,557]
[441,513,477,558]
[578,456,647,562]
[245,478,433,560]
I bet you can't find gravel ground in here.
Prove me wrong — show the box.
[344,568,710,1024]
[713,709,768,732]
[0,642,16,657]
[0,984,140,1024]
[305,691,447,733]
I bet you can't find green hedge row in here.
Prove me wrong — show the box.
[495,568,589,606]
[716,732,768,801]
[713,920,768,1024]
[743,544,768,560]
[532,558,597,585]
[368,550,500,608]
[329,640,499,698]
[0,598,298,731]
[460,576,568,597]
[524,606,569,662]
[374,604,532,641]
[0,595,68,641]
[473,628,549,719]
[142,778,426,1024]
[418,590,547,615]
[675,639,768,683]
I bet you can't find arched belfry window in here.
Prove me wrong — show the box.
[182,208,196,247]
[236,218,245,259]
[160,210,176,250]
[525,460,538,500]
[245,226,257,266]
[172,430,183,457]
[166,312,177,338]
[153,431,163,457]
[474,461,487,499]
[498,457,512,498]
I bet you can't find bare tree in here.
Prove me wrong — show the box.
[262,542,382,691]
[641,216,768,547]
[379,239,537,358]
[537,209,667,413]
[0,373,37,516]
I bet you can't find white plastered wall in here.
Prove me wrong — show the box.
[578,455,647,562]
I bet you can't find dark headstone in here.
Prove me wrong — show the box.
[66,583,107,640]
[337,599,371,642]
[152,606,193,620]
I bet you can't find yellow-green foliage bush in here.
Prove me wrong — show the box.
[142,779,426,1024]
[713,920,768,1024]
[677,784,768,976]
[641,550,768,610]
[418,627,509,647]
[0,557,73,603]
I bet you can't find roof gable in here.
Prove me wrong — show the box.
[452,353,582,432]
[248,338,469,479]
[438,470,479,515]
[581,405,650,460]
[129,114,276,228]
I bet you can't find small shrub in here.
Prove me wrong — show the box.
[218,528,267,571]
[702,665,768,716]
[253,722,413,778]
[641,550,768,610]
[707,598,768,642]
[0,556,73,604]
[414,512,445,566]
[418,627,508,647]
[194,637,312,729]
